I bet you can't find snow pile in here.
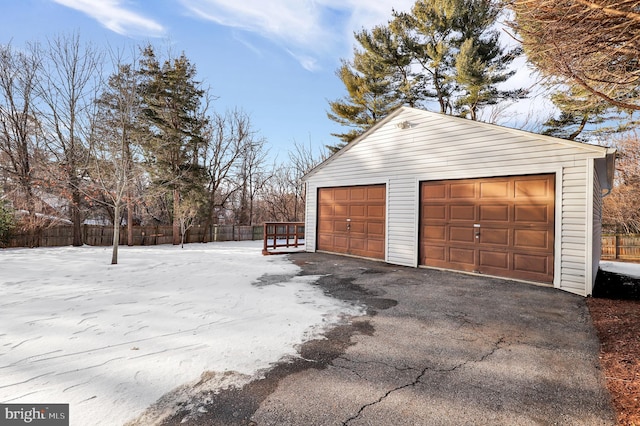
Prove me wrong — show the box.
[600,261,640,279]
[0,241,362,425]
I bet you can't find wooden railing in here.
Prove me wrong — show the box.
[601,234,640,261]
[262,222,305,255]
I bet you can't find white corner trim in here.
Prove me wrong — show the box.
[554,168,563,289]
[385,179,390,264]
[413,177,421,268]
[585,159,595,296]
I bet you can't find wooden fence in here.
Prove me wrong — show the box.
[7,226,640,262]
[6,224,264,248]
[601,234,640,261]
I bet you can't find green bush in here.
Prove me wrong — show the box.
[0,200,15,247]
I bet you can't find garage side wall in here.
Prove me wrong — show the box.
[305,109,606,295]
[590,164,603,295]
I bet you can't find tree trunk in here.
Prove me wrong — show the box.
[200,193,214,243]
[127,194,133,246]
[71,188,83,247]
[24,187,37,248]
[111,204,120,264]
[172,188,180,245]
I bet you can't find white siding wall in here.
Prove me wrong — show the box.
[591,165,603,295]
[305,108,608,295]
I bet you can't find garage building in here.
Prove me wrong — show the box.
[303,107,616,296]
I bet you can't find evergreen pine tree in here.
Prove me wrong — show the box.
[542,85,634,141]
[327,0,525,147]
[137,45,207,245]
[327,50,402,149]
[452,0,522,120]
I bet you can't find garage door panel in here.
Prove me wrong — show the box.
[350,188,366,200]
[451,183,475,199]
[349,237,365,250]
[349,205,366,217]
[366,239,384,254]
[421,174,554,284]
[424,205,446,220]
[480,228,509,246]
[334,222,348,232]
[349,221,366,234]
[319,204,334,217]
[423,225,446,241]
[317,234,333,248]
[333,235,349,250]
[514,229,550,249]
[424,184,446,199]
[449,247,475,265]
[450,226,474,243]
[514,205,550,223]
[480,181,510,198]
[335,188,350,200]
[450,205,475,221]
[515,178,551,198]
[368,222,385,237]
[367,186,386,200]
[424,245,446,262]
[318,220,334,232]
[479,204,510,222]
[514,253,549,274]
[334,204,348,217]
[480,250,509,269]
[319,190,334,203]
[367,205,385,218]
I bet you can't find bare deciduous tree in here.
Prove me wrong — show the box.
[200,108,250,241]
[603,135,640,233]
[92,51,144,263]
[0,43,42,245]
[234,130,270,226]
[259,140,327,222]
[36,33,103,246]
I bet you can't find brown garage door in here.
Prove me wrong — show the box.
[420,175,555,283]
[317,185,385,259]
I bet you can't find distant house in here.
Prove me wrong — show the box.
[303,107,616,296]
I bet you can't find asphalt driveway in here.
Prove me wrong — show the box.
[162,252,616,426]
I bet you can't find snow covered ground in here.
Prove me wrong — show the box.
[600,261,640,279]
[0,241,362,425]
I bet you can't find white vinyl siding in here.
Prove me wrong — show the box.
[304,108,612,295]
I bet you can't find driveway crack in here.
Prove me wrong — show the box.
[342,365,430,425]
[342,336,505,425]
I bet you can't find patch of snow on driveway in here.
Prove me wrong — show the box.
[0,241,361,425]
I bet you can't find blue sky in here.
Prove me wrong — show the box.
[1,0,542,160]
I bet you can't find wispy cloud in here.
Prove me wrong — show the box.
[52,0,165,37]
[178,0,415,70]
